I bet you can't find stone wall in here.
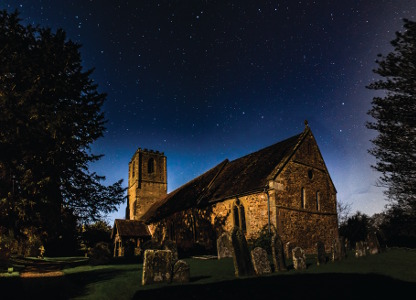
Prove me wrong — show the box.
[148,131,338,255]
[272,131,339,253]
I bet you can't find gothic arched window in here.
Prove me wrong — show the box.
[148,158,154,174]
[233,199,246,232]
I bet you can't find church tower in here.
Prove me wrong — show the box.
[126,148,167,220]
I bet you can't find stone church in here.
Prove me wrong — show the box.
[113,123,339,256]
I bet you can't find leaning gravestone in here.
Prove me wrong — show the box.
[316,241,326,266]
[366,232,381,255]
[142,250,173,285]
[271,233,287,272]
[355,241,366,258]
[231,227,255,277]
[217,232,233,259]
[172,260,190,283]
[292,247,307,270]
[250,247,271,275]
[162,239,179,262]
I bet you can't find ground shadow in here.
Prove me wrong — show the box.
[0,268,124,299]
[189,275,211,282]
[133,273,416,300]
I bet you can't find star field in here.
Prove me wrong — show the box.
[2,0,415,223]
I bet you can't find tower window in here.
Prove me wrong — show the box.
[148,158,154,173]
[301,187,306,209]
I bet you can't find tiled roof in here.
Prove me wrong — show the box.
[141,128,308,223]
[111,219,151,238]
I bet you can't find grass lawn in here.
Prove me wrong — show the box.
[0,248,415,299]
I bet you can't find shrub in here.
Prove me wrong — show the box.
[89,242,111,265]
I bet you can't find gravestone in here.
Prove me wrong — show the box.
[292,247,307,270]
[172,260,190,283]
[316,241,326,266]
[271,233,287,272]
[217,232,233,259]
[366,232,380,255]
[142,250,173,285]
[355,241,366,257]
[162,239,179,262]
[231,227,255,277]
[285,242,294,261]
[250,247,271,275]
[344,238,351,251]
[331,238,344,262]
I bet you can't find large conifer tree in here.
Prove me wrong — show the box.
[0,10,124,253]
[367,19,416,245]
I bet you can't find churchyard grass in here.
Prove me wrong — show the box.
[0,248,415,299]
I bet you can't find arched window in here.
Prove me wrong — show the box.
[316,191,320,211]
[168,221,176,241]
[233,205,240,228]
[239,205,246,232]
[301,187,306,209]
[148,158,154,174]
[233,199,246,232]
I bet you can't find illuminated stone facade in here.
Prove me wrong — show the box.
[132,125,339,254]
[127,148,167,221]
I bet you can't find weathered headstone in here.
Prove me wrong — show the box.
[366,232,380,255]
[344,237,351,251]
[316,241,326,266]
[172,260,190,283]
[250,247,271,275]
[162,239,179,262]
[355,241,366,258]
[271,233,287,272]
[292,247,307,270]
[285,242,294,261]
[231,227,255,277]
[142,250,173,285]
[217,232,233,259]
[331,238,344,262]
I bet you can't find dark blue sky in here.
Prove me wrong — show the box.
[2,1,415,223]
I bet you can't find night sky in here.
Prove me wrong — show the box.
[2,1,415,223]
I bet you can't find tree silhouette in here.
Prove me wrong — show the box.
[367,19,416,213]
[0,10,124,254]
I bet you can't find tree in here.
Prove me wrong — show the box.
[0,10,124,254]
[337,200,352,227]
[339,212,370,247]
[366,19,416,216]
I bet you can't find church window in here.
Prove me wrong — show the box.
[132,163,135,178]
[233,205,240,228]
[308,169,313,180]
[233,199,246,232]
[168,221,176,241]
[301,188,306,209]
[239,205,246,232]
[148,158,154,174]
[316,191,320,211]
